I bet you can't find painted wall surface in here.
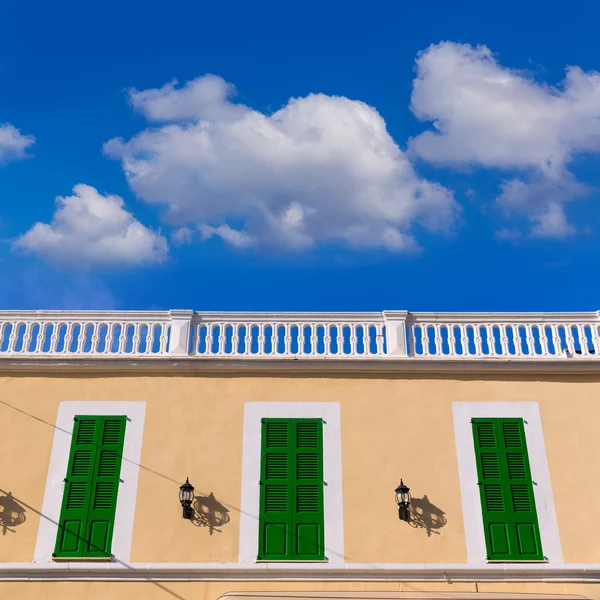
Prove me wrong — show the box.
[0,580,599,600]
[1,373,599,564]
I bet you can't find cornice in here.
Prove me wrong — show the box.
[1,562,600,582]
[0,356,599,376]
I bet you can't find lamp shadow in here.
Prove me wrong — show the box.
[408,494,447,537]
[0,491,27,536]
[191,492,230,535]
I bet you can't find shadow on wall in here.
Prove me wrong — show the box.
[408,494,447,537]
[0,490,27,535]
[192,492,231,535]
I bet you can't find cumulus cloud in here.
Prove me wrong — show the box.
[496,176,586,238]
[104,76,458,251]
[14,184,168,268]
[0,123,34,163]
[409,42,600,236]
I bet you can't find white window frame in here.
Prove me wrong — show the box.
[34,401,146,563]
[238,402,344,563]
[453,401,563,564]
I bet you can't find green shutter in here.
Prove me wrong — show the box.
[54,416,126,558]
[472,418,543,561]
[258,418,325,560]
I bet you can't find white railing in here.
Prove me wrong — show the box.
[407,312,600,358]
[0,309,598,360]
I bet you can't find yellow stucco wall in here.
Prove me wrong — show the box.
[1,372,600,565]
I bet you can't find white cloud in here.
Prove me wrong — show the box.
[496,175,587,238]
[105,75,458,251]
[14,184,168,268]
[0,123,34,163]
[128,75,247,123]
[410,42,600,172]
[171,226,195,245]
[409,42,600,236]
[199,223,254,247]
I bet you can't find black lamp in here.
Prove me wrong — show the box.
[179,477,195,520]
[395,479,411,522]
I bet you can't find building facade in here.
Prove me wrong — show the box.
[1,309,599,600]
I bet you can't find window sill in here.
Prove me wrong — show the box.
[486,559,548,563]
[52,556,113,562]
[255,559,329,563]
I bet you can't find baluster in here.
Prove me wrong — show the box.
[118,323,127,354]
[218,323,226,355]
[549,324,561,355]
[458,324,467,356]
[472,325,482,357]
[142,323,152,355]
[267,323,276,356]
[375,323,385,356]
[63,322,74,353]
[336,323,344,356]
[310,324,318,356]
[511,325,523,357]
[8,321,21,354]
[243,323,252,356]
[91,324,101,354]
[434,324,442,356]
[296,324,305,356]
[498,324,508,356]
[577,324,588,356]
[104,323,114,354]
[349,324,357,356]
[323,324,331,356]
[447,326,456,357]
[21,321,33,354]
[538,325,550,357]
[76,322,87,354]
[257,324,265,356]
[283,323,292,356]
[33,322,44,354]
[577,323,590,356]
[486,325,496,356]
[205,323,215,355]
[525,324,535,356]
[130,323,140,355]
[49,322,61,354]
[421,324,430,356]
[159,322,169,354]
[565,325,576,355]
[231,323,240,355]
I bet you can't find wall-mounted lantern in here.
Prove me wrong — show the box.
[179,477,195,520]
[395,479,411,522]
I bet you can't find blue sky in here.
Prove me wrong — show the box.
[1,0,600,312]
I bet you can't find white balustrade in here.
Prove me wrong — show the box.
[407,312,600,358]
[0,309,598,360]
[189,313,386,358]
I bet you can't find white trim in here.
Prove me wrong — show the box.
[238,402,344,564]
[1,561,600,581]
[34,401,146,563]
[453,402,563,564]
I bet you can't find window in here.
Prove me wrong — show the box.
[472,417,543,561]
[53,415,126,559]
[258,418,325,560]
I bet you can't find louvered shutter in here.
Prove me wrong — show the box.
[472,418,543,561]
[83,417,126,557]
[293,420,324,558]
[258,419,324,560]
[54,415,126,558]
